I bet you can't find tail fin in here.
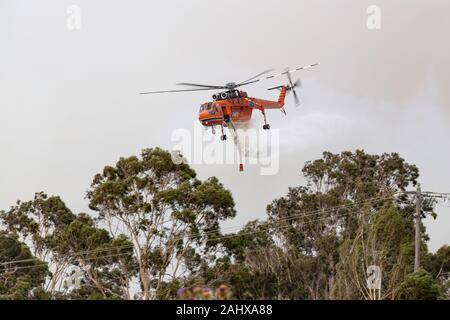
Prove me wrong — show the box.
[267,85,288,108]
[277,86,288,108]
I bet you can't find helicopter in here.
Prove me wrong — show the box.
[140,63,318,171]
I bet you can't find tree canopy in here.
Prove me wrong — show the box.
[0,148,448,300]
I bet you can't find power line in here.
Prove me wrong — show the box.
[2,193,396,269]
[1,251,134,274]
[2,189,445,272]
[1,206,373,274]
[0,195,394,272]
[1,195,392,267]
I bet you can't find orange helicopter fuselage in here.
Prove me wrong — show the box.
[198,88,287,127]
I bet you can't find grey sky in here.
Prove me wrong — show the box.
[1,0,449,251]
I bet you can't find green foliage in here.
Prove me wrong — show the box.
[209,150,432,300]
[220,220,273,262]
[399,271,443,300]
[0,194,134,300]
[302,150,419,197]
[334,203,414,299]
[1,192,76,259]
[53,216,112,257]
[54,215,135,300]
[86,147,236,299]
[423,245,450,277]
[190,220,311,300]
[0,231,49,300]
[0,148,447,300]
[422,245,450,297]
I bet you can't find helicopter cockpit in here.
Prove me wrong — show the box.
[199,103,219,114]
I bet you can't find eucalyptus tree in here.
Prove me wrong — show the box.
[87,147,236,299]
[1,193,76,292]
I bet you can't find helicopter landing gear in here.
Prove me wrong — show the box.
[261,109,270,130]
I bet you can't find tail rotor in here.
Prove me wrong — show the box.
[266,63,319,107]
[285,69,301,107]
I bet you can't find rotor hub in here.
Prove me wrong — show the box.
[225,82,237,90]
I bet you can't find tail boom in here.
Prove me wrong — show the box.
[250,86,287,110]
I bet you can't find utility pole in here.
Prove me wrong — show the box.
[401,187,449,273]
[409,186,450,272]
[414,184,422,272]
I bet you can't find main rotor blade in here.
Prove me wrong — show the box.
[177,82,225,89]
[140,88,216,95]
[235,79,260,88]
[238,69,274,86]
[266,63,319,80]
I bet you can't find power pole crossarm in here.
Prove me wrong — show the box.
[421,192,450,199]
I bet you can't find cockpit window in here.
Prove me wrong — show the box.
[199,105,205,112]
[206,103,212,110]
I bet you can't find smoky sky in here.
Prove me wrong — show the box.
[1,0,449,251]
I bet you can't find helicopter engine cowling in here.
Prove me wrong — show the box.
[212,90,241,101]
